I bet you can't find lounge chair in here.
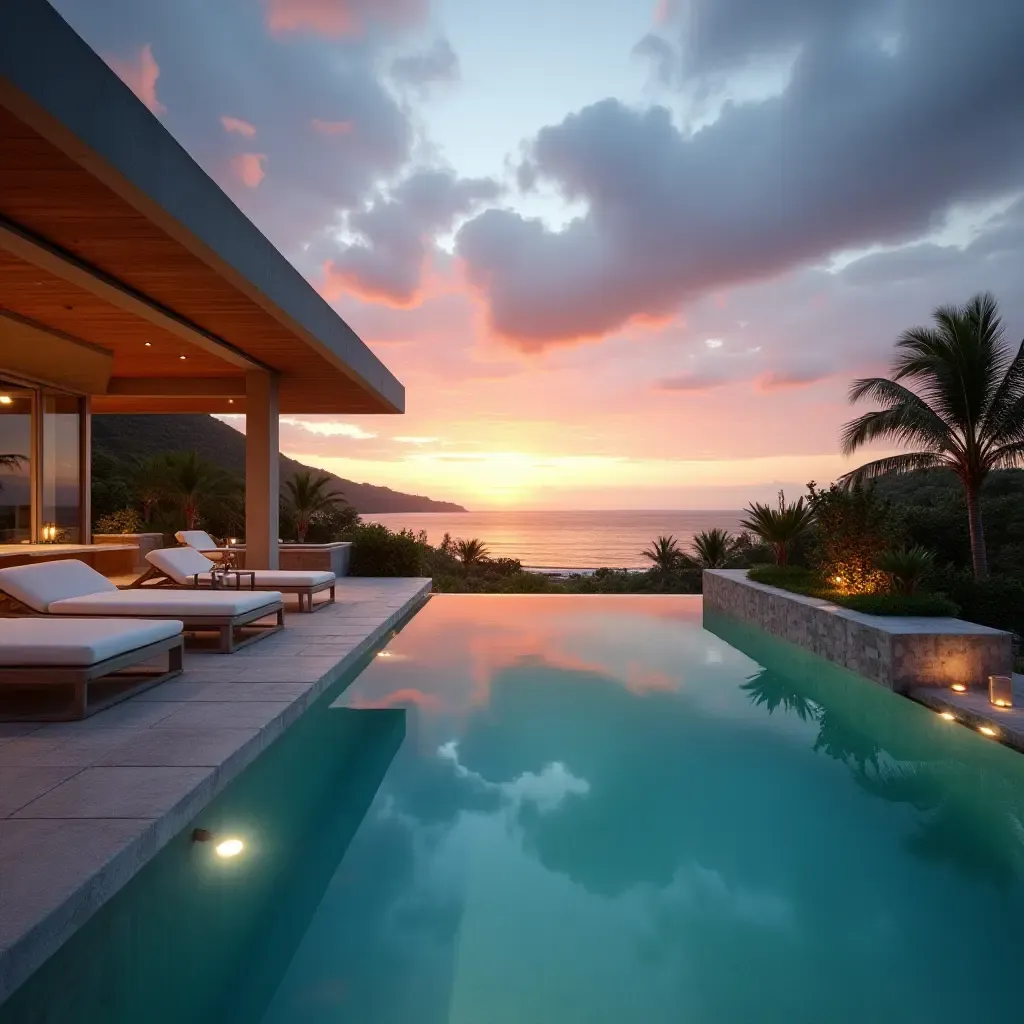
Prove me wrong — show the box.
[0,617,183,721]
[137,546,336,613]
[174,529,237,564]
[0,560,284,653]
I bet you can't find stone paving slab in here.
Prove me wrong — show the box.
[0,577,431,1006]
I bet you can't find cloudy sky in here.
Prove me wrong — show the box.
[53,0,1024,509]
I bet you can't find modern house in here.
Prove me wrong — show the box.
[0,0,403,569]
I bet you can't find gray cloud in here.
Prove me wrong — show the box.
[650,196,1024,394]
[52,0,420,258]
[320,169,502,305]
[390,37,459,90]
[458,0,1024,348]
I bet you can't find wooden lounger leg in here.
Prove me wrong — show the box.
[221,624,234,654]
[329,583,336,604]
[73,678,87,720]
[169,642,184,673]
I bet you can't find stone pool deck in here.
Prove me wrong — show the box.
[0,577,431,1005]
[909,674,1024,752]
[704,569,1012,691]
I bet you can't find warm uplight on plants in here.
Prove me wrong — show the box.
[989,675,1013,708]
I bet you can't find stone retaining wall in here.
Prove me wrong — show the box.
[703,569,1013,691]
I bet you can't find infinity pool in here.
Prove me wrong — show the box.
[4,595,1024,1022]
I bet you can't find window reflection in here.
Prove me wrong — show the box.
[41,392,82,543]
[0,382,32,543]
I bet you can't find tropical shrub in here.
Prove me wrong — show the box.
[690,528,739,569]
[455,538,490,570]
[740,491,815,567]
[806,480,892,594]
[838,592,959,617]
[642,535,683,577]
[931,567,1024,637]
[876,544,935,596]
[94,508,142,534]
[345,523,424,577]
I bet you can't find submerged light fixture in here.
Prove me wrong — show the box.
[979,726,998,738]
[191,828,245,858]
[989,675,1013,708]
[939,711,956,721]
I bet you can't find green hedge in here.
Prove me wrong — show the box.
[747,565,959,617]
[345,523,424,577]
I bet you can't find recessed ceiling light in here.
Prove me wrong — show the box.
[145,342,152,347]
[179,355,186,360]
[0,396,12,405]
[228,399,234,404]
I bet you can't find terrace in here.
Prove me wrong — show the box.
[0,0,429,1002]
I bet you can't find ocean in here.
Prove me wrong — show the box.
[362,509,746,570]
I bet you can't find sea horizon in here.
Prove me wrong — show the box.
[363,509,746,570]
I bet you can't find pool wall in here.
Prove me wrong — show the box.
[703,570,1012,691]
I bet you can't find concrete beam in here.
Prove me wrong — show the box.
[244,371,280,569]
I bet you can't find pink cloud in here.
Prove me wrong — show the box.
[221,115,257,137]
[319,257,426,308]
[265,0,426,37]
[755,369,831,392]
[106,44,165,115]
[653,0,676,25]
[311,118,355,136]
[230,153,267,188]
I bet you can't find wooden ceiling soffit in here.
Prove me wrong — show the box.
[0,216,269,373]
[0,309,112,392]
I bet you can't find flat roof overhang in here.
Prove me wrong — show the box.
[0,0,404,416]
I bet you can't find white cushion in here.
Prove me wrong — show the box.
[0,617,183,666]
[49,589,282,618]
[147,546,217,584]
[175,530,219,550]
[0,560,118,612]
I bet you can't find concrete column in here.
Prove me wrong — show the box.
[245,371,280,569]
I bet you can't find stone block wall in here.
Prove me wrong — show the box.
[703,570,1013,691]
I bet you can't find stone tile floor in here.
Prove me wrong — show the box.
[909,672,1024,752]
[0,577,431,1005]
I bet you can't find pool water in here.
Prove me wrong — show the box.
[5,595,1024,1023]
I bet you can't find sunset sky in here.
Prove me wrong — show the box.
[53,0,1024,510]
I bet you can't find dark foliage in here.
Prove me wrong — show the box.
[343,523,425,577]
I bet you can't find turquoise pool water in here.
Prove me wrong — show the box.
[5,595,1024,1022]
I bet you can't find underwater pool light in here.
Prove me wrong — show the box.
[978,726,997,738]
[191,829,245,858]
[939,711,956,721]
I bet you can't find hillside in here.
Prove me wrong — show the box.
[91,414,467,514]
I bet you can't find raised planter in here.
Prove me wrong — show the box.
[93,532,165,572]
[703,569,1013,691]
[231,542,351,576]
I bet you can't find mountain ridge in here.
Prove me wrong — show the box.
[92,414,468,514]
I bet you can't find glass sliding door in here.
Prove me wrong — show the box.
[0,382,34,543]
[40,392,83,543]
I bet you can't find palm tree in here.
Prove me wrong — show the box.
[157,451,238,530]
[283,470,346,542]
[839,293,1024,579]
[876,544,936,595]
[133,454,173,524]
[690,528,738,569]
[642,535,682,577]
[739,491,814,567]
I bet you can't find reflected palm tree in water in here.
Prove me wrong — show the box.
[740,665,1024,882]
[740,669,822,723]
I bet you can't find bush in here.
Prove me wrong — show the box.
[93,508,142,534]
[838,592,959,617]
[931,567,1024,636]
[345,523,424,577]
[748,564,959,616]
[806,480,891,594]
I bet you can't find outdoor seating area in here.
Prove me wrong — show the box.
[138,546,337,613]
